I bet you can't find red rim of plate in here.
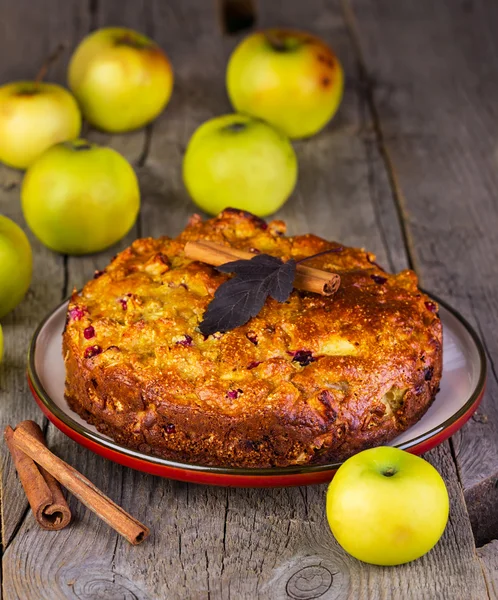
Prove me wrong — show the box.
[27,293,487,487]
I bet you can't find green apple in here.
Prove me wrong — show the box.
[326,446,449,566]
[21,139,140,255]
[183,114,297,217]
[0,82,81,170]
[226,29,344,139]
[68,27,174,133]
[0,215,32,319]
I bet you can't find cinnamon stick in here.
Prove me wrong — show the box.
[11,426,149,545]
[5,421,71,531]
[184,240,341,296]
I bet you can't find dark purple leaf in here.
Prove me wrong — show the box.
[217,254,296,302]
[199,277,269,335]
[199,254,296,334]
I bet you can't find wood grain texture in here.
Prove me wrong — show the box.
[140,0,231,241]
[0,0,493,598]
[478,540,498,600]
[0,0,89,551]
[258,0,409,275]
[348,0,498,545]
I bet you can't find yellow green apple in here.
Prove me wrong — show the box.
[226,29,344,139]
[21,139,140,255]
[0,82,81,170]
[326,446,449,566]
[0,215,32,319]
[68,27,174,133]
[183,114,297,217]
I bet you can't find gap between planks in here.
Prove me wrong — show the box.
[341,0,418,274]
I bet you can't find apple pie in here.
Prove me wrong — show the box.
[63,209,442,467]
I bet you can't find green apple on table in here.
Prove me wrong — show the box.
[326,446,449,566]
[227,29,344,139]
[68,27,174,133]
[21,139,140,255]
[0,215,32,321]
[183,114,297,217]
[0,82,81,170]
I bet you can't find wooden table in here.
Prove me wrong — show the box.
[1,1,497,598]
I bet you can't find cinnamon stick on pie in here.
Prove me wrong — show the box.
[184,240,341,296]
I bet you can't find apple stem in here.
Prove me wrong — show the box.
[35,43,66,85]
[73,142,92,151]
[224,122,247,132]
[264,33,287,52]
[383,467,396,477]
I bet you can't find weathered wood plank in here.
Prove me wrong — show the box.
[348,0,498,546]
[141,0,231,241]
[478,540,498,600]
[1,2,153,600]
[0,1,146,599]
[0,0,89,552]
